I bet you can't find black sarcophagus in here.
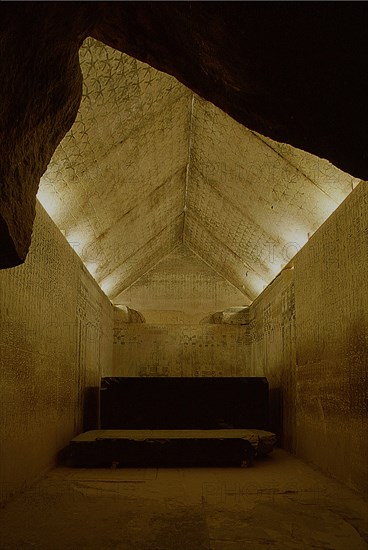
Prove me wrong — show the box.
[100,377,270,430]
[68,377,275,468]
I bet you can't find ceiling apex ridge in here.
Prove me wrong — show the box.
[183,93,195,238]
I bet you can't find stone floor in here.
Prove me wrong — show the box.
[0,449,367,549]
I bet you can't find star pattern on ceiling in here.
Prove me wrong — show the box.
[38,38,360,302]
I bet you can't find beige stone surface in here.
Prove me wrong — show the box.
[1,183,367,506]
[294,182,368,495]
[249,268,296,452]
[112,324,249,378]
[110,243,251,379]
[37,38,360,302]
[249,182,368,494]
[0,202,113,504]
[108,183,367,498]
[0,450,367,549]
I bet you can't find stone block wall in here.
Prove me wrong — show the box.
[0,202,113,503]
[250,182,367,493]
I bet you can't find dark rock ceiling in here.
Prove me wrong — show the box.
[0,2,367,268]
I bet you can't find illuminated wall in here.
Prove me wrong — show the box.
[249,182,368,494]
[0,202,113,503]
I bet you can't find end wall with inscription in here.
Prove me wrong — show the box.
[113,244,250,324]
[0,202,113,503]
[111,243,251,377]
[111,323,250,377]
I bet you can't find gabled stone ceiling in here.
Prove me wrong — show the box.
[37,38,360,302]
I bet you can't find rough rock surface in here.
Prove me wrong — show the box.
[0,4,94,266]
[1,3,367,267]
[93,3,368,179]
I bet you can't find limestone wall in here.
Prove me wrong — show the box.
[250,182,367,493]
[111,243,250,377]
[249,268,296,451]
[294,182,368,493]
[8,184,365,500]
[111,323,249,378]
[0,202,113,503]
